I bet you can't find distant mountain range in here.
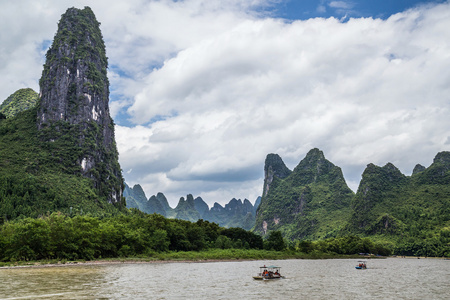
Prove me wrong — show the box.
[124,184,260,230]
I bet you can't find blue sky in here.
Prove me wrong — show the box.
[271,0,445,19]
[1,0,449,207]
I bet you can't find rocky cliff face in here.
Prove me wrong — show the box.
[36,7,123,204]
[262,153,292,197]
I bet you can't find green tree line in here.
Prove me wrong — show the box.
[294,236,391,256]
[0,210,264,262]
[1,210,446,263]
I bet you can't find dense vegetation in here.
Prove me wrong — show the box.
[343,157,450,257]
[0,211,265,262]
[0,108,125,221]
[254,149,450,257]
[255,149,355,240]
[0,88,38,118]
[295,236,391,256]
[0,210,397,264]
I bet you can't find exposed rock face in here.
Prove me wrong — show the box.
[36,7,123,204]
[262,153,292,197]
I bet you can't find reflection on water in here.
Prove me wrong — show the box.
[0,258,449,299]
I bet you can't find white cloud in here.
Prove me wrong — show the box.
[329,1,353,10]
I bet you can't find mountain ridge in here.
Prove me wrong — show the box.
[123,182,259,230]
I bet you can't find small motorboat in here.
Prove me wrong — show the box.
[253,265,284,280]
[355,261,367,269]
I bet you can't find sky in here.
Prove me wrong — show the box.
[1,0,449,207]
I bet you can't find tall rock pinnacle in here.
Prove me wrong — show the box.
[37,7,123,204]
[262,153,292,197]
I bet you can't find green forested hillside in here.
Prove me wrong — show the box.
[254,149,450,257]
[255,149,355,240]
[0,88,39,118]
[0,108,125,221]
[345,152,450,256]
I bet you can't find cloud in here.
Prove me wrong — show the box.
[0,1,62,100]
[329,1,353,10]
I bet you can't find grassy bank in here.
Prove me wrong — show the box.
[0,249,371,268]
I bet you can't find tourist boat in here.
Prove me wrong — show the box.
[355,261,367,269]
[253,265,284,280]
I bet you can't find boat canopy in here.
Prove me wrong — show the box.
[260,265,281,269]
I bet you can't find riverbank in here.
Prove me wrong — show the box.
[0,249,369,269]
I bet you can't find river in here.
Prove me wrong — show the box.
[0,258,448,299]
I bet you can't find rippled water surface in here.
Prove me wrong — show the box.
[0,258,448,299]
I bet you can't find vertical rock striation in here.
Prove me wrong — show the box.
[262,153,292,197]
[37,7,123,205]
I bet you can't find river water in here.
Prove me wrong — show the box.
[0,258,448,299]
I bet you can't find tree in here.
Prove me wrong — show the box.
[264,231,286,251]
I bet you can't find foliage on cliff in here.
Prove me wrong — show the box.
[255,148,355,240]
[0,88,39,119]
[254,149,450,257]
[0,108,125,221]
[344,151,450,256]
